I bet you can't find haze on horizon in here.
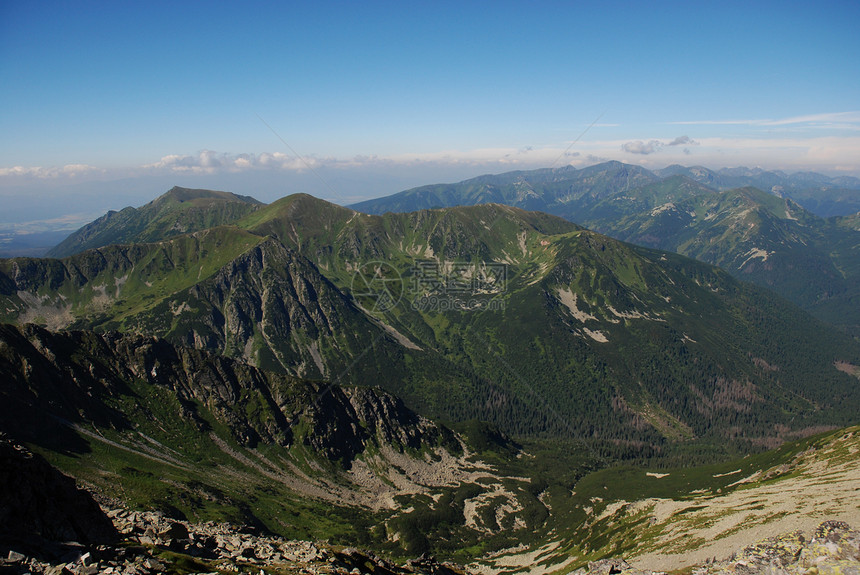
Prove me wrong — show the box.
[2,0,859,227]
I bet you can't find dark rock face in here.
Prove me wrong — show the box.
[0,434,118,551]
[148,238,395,380]
[0,323,459,467]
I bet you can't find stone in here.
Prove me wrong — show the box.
[158,521,189,541]
[6,550,26,563]
[587,558,632,575]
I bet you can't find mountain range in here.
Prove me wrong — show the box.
[3,186,859,453]
[351,162,860,218]
[350,161,860,335]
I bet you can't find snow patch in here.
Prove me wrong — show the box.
[713,469,742,478]
[556,288,597,322]
[607,304,648,320]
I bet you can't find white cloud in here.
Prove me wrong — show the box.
[4,133,860,192]
[622,140,664,155]
[667,135,699,147]
[620,136,699,155]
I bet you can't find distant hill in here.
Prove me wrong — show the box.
[656,164,860,216]
[352,162,860,218]
[46,186,263,258]
[582,185,860,334]
[350,161,659,216]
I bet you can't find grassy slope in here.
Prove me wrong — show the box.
[1,226,265,330]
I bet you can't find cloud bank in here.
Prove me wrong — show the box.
[0,164,102,178]
[3,130,860,196]
[143,151,330,174]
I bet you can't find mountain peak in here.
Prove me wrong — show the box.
[159,186,262,206]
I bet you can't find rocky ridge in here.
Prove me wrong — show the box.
[690,520,860,575]
[1,506,471,575]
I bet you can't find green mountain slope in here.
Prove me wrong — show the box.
[238,194,579,283]
[245,196,860,447]
[572,174,718,223]
[2,226,266,330]
[2,219,524,428]
[47,186,263,258]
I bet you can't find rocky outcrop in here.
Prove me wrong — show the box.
[140,237,401,379]
[0,506,472,575]
[0,434,118,556]
[570,521,860,575]
[694,521,860,575]
[0,322,460,466]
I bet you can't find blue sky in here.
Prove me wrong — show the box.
[1,0,859,223]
